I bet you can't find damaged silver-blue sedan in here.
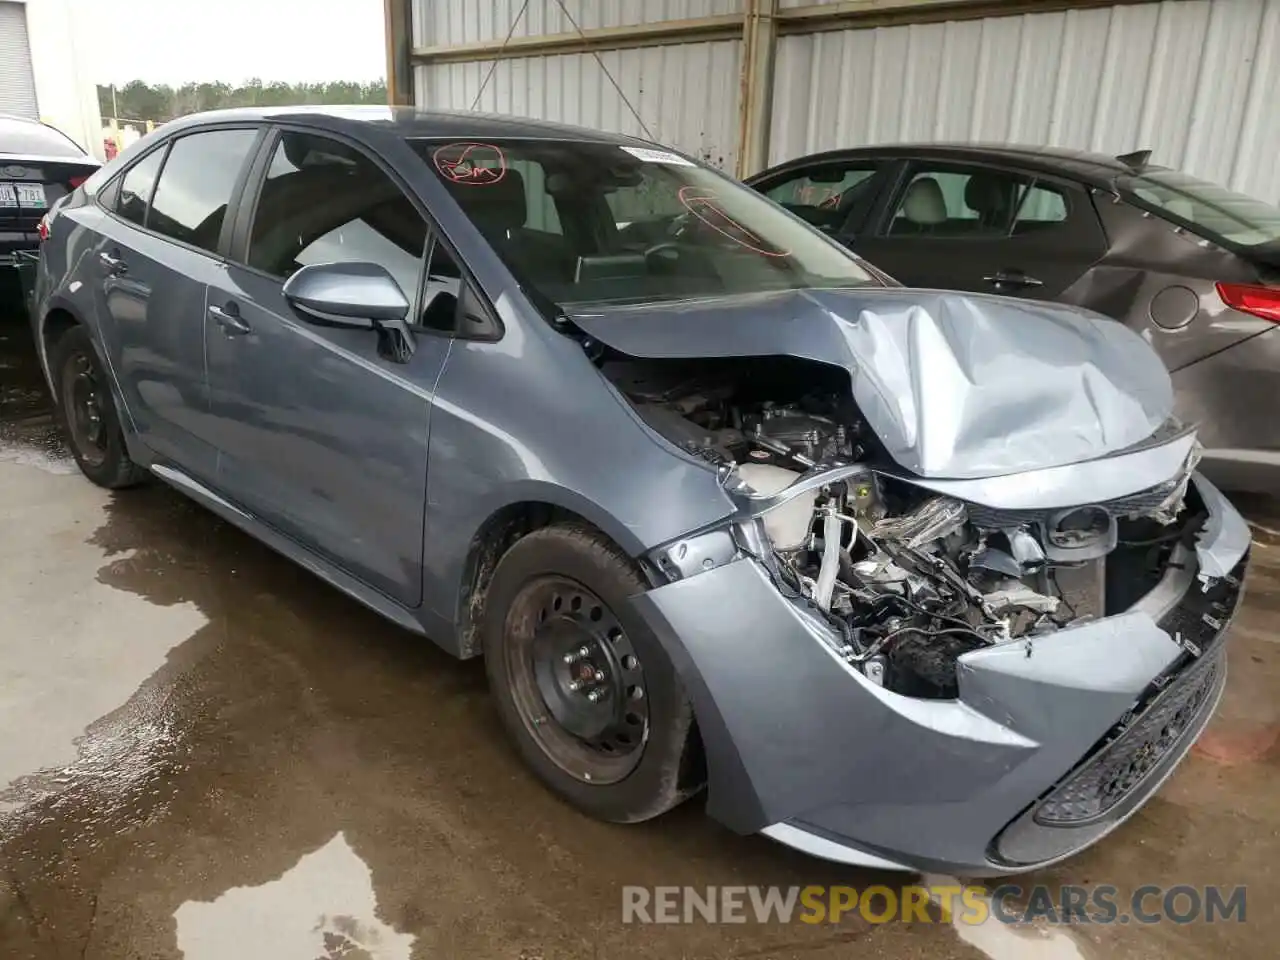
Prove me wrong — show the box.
[32,108,1250,876]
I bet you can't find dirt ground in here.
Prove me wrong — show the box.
[2,304,1278,960]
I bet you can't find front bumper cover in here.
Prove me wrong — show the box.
[632,473,1250,875]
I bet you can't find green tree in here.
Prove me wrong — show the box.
[96,78,389,124]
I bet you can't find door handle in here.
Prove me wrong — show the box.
[983,270,1043,289]
[209,302,251,335]
[98,250,127,275]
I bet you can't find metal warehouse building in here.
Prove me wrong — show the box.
[385,0,1280,201]
[0,0,102,157]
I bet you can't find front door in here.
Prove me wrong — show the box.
[91,128,260,478]
[853,162,1107,300]
[204,130,450,608]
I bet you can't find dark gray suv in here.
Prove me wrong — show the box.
[31,107,1249,875]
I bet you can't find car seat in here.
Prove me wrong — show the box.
[893,176,947,235]
[963,174,1018,234]
[444,169,575,283]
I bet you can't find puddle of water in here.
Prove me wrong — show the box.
[927,874,1091,960]
[174,832,415,960]
[0,437,76,474]
[0,461,205,812]
[0,315,74,473]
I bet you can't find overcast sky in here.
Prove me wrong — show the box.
[82,0,387,86]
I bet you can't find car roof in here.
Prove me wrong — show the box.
[161,105,655,147]
[0,114,89,158]
[0,113,62,135]
[765,142,1162,187]
[0,112,56,126]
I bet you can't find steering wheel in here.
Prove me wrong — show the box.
[666,210,698,239]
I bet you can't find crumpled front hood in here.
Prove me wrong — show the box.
[569,288,1174,479]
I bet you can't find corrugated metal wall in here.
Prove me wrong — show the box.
[0,1,39,119]
[412,0,1280,201]
[415,40,743,170]
[415,0,743,47]
[770,0,1280,201]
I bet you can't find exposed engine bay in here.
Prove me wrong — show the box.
[607,355,862,470]
[605,355,1199,699]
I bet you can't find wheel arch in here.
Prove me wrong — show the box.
[39,300,145,462]
[36,300,88,401]
[452,491,655,660]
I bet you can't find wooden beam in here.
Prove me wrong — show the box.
[410,15,745,66]
[409,2,1146,66]
[736,0,779,178]
[384,0,414,104]
[776,0,1153,35]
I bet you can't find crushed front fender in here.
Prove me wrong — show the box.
[632,473,1249,875]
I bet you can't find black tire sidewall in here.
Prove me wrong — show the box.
[482,524,699,823]
[52,326,137,488]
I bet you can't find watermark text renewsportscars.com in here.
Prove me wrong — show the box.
[621,884,1247,925]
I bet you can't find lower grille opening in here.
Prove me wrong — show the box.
[1032,554,1244,826]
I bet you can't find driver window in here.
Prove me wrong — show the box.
[763,164,877,232]
[247,131,427,300]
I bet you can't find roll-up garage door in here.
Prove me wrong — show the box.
[0,2,38,119]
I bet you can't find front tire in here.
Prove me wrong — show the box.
[482,524,703,823]
[51,325,145,489]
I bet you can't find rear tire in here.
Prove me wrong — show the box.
[482,523,703,823]
[51,325,145,489]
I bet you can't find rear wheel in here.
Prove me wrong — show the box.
[482,524,703,822]
[51,326,145,489]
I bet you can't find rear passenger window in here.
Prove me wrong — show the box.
[1012,183,1069,232]
[247,132,427,300]
[889,168,1030,237]
[888,167,1070,239]
[148,129,258,253]
[97,175,123,214]
[116,148,164,227]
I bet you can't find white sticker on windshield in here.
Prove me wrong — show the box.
[620,146,696,167]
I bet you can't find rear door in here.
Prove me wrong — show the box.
[854,161,1107,299]
[89,126,262,479]
[204,128,451,607]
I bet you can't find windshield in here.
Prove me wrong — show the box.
[0,118,85,158]
[1122,169,1280,247]
[411,138,874,309]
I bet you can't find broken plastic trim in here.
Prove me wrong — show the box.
[649,462,872,585]
[1190,474,1251,581]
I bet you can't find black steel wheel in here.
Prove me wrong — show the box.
[483,524,704,822]
[508,575,649,784]
[61,347,107,468]
[51,325,146,489]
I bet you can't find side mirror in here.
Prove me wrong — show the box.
[283,262,416,362]
[283,261,410,329]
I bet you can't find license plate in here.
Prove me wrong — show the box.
[0,182,46,209]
